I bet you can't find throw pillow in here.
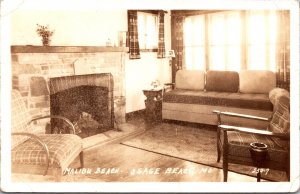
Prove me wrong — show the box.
[239,70,276,94]
[205,70,239,92]
[268,96,290,148]
[269,95,290,134]
[269,88,290,109]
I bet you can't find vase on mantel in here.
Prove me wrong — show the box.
[36,24,54,46]
[42,37,50,46]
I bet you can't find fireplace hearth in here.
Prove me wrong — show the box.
[49,73,114,138]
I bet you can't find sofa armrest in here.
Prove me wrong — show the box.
[164,82,175,86]
[12,132,50,175]
[219,124,290,140]
[163,83,175,93]
[212,110,270,122]
[28,115,75,134]
[164,83,175,88]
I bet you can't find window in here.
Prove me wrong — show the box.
[137,12,158,50]
[183,10,278,72]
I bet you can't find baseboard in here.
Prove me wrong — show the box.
[125,109,146,121]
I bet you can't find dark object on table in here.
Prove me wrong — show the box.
[249,142,268,182]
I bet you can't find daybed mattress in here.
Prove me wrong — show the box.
[163,89,273,111]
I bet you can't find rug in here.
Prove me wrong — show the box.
[121,122,287,182]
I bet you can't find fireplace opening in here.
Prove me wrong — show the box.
[49,73,114,138]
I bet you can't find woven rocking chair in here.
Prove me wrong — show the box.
[11,89,84,177]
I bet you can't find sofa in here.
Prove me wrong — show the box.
[162,70,278,128]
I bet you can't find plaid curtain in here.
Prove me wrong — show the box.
[175,16,184,70]
[276,11,290,91]
[157,11,166,58]
[128,10,140,59]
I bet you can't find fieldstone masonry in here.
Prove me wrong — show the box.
[11,46,127,124]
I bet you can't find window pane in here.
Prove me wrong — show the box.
[185,47,193,70]
[269,11,277,71]
[248,11,266,44]
[227,46,240,71]
[146,15,157,49]
[247,10,277,71]
[193,47,205,70]
[138,13,146,49]
[248,45,266,70]
[185,47,205,70]
[137,12,158,49]
[208,12,241,71]
[184,18,193,46]
[209,14,225,45]
[210,46,225,70]
[184,15,205,70]
[227,13,241,45]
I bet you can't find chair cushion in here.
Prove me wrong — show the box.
[175,70,205,90]
[239,70,276,94]
[227,130,288,165]
[12,134,82,168]
[205,71,239,92]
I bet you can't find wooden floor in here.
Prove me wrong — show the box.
[78,143,257,182]
[12,113,258,182]
[12,142,257,182]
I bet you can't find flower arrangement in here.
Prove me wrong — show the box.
[151,79,160,88]
[36,24,54,46]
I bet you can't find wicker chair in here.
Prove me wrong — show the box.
[213,94,290,182]
[11,89,84,177]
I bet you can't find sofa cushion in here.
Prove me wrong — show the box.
[239,70,276,94]
[205,70,239,92]
[163,89,273,111]
[175,70,205,90]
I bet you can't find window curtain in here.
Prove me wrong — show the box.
[157,11,166,58]
[175,16,185,70]
[128,10,141,59]
[276,10,290,90]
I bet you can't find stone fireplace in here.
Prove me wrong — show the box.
[49,73,114,137]
[11,46,128,136]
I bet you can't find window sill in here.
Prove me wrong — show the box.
[140,48,158,52]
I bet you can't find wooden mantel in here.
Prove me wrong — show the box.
[11,45,129,53]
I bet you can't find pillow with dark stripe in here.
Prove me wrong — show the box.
[205,70,239,92]
[269,96,290,134]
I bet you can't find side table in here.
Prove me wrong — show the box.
[143,88,163,123]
